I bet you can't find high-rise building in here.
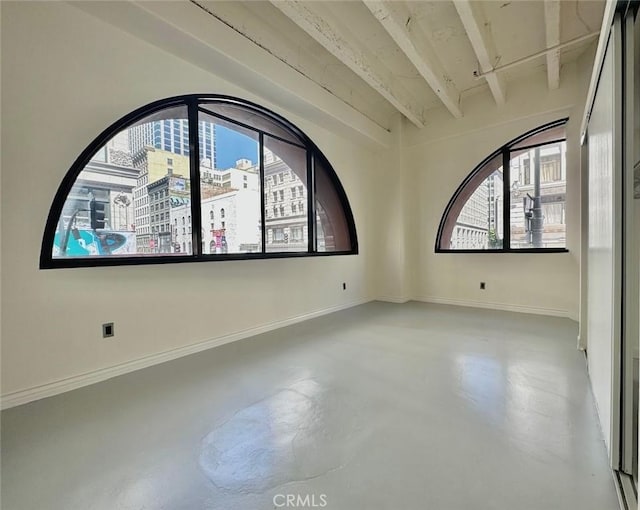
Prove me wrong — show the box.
[129,118,216,168]
[451,182,490,249]
[450,171,503,250]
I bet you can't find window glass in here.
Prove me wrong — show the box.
[264,136,308,252]
[438,153,503,250]
[451,167,504,250]
[315,156,352,252]
[435,120,566,252]
[509,141,567,249]
[199,111,261,255]
[43,95,358,268]
[200,103,303,146]
[52,106,192,259]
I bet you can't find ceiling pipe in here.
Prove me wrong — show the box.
[473,31,599,79]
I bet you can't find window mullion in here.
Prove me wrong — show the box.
[259,133,266,253]
[503,148,511,251]
[188,99,202,257]
[307,151,315,253]
[41,94,357,268]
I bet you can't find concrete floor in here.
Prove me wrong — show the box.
[1,302,619,510]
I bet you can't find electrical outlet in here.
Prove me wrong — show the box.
[480,282,486,290]
[102,322,115,338]
[342,282,346,290]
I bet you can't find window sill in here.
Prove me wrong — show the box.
[435,248,569,254]
[41,249,358,269]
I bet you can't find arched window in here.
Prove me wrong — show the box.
[436,119,568,252]
[40,95,358,268]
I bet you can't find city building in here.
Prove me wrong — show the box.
[130,118,216,167]
[133,147,190,253]
[451,171,503,250]
[171,202,193,255]
[263,149,309,252]
[147,173,191,254]
[91,130,133,168]
[59,159,137,234]
[509,143,567,248]
[200,160,261,254]
[451,179,491,249]
[200,189,261,254]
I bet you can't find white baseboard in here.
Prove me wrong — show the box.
[376,295,410,304]
[1,297,372,410]
[415,295,570,318]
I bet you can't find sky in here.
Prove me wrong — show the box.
[214,125,259,170]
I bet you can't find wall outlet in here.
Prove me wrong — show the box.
[102,322,115,338]
[342,282,346,290]
[480,282,486,290]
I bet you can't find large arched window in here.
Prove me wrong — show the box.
[436,119,569,253]
[40,95,358,268]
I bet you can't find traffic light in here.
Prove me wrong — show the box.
[90,199,106,230]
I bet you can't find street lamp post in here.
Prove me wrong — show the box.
[530,147,544,248]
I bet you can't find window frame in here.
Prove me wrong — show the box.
[435,118,570,254]
[40,94,358,269]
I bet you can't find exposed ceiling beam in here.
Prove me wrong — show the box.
[544,0,561,90]
[270,0,426,128]
[363,0,463,119]
[71,1,392,148]
[453,0,506,106]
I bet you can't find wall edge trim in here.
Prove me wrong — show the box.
[415,295,571,319]
[375,295,411,304]
[1,297,372,410]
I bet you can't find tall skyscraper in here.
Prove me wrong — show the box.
[130,118,216,168]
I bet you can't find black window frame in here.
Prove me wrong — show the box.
[40,94,358,269]
[435,118,570,254]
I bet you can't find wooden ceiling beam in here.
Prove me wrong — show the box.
[363,0,463,118]
[270,0,426,128]
[544,0,562,90]
[453,0,506,105]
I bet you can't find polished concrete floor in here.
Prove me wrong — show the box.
[2,302,619,510]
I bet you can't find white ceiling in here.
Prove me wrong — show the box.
[192,0,605,130]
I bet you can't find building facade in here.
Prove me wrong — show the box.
[133,148,191,253]
[263,149,308,252]
[451,171,503,250]
[509,143,566,248]
[60,159,137,234]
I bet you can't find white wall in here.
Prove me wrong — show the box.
[403,62,594,320]
[0,2,381,401]
[373,113,413,303]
